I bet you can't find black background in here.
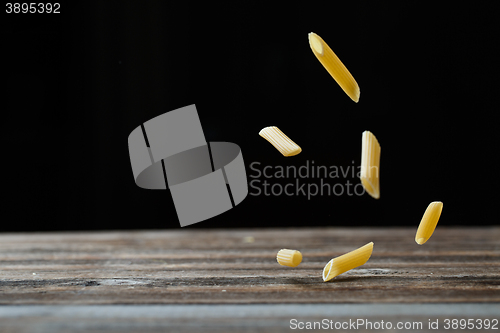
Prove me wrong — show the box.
[3,1,498,231]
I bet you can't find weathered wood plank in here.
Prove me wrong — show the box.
[1,304,499,333]
[0,227,499,304]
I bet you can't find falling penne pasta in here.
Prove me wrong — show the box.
[415,201,443,245]
[360,131,381,199]
[308,32,360,102]
[259,126,302,157]
[277,249,303,267]
[323,242,373,281]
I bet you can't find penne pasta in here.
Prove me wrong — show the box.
[308,32,360,103]
[277,249,303,267]
[415,201,443,245]
[259,126,302,157]
[360,131,381,199]
[323,242,373,282]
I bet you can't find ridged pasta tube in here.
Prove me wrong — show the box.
[323,242,374,281]
[415,202,443,245]
[277,249,302,267]
[259,126,302,157]
[308,32,360,103]
[360,131,381,199]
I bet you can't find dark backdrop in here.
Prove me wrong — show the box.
[3,1,498,231]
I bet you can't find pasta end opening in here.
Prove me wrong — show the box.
[323,259,334,281]
[416,237,426,245]
[309,33,324,56]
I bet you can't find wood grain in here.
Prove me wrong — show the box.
[0,227,499,304]
[1,304,499,333]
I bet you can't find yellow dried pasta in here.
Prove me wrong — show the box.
[308,32,360,103]
[360,131,381,199]
[323,242,374,282]
[259,126,302,157]
[415,201,443,245]
[277,249,302,267]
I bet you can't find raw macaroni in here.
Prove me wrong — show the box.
[360,131,381,199]
[323,242,374,281]
[277,249,303,267]
[415,201,443,245]
[259,126,302,157]
[308,32,360,103]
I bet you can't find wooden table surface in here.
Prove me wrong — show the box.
[1,227,499,332]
